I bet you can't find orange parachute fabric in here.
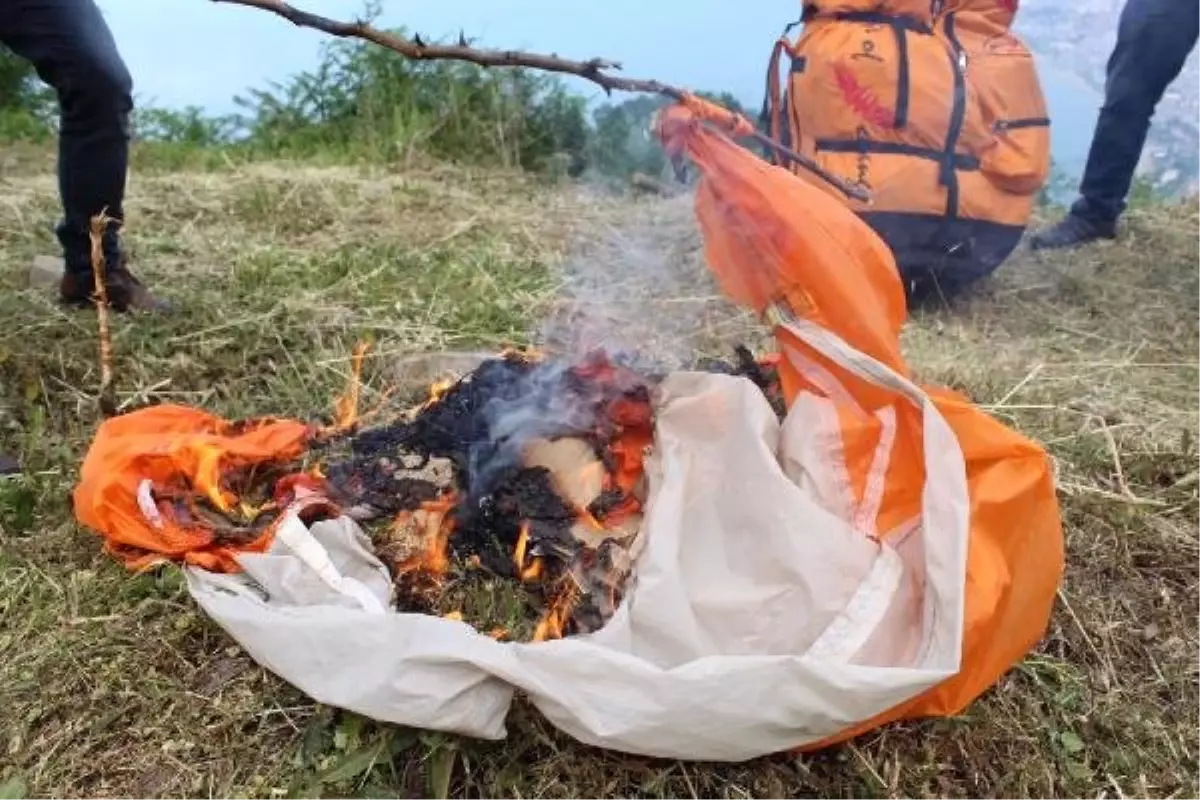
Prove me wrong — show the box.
[658,97,1063,745]
[73,404,313,572]
[761,0,1051,301]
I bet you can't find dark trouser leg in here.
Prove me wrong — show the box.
[0,0,133,275]
[1071,0,1199,225]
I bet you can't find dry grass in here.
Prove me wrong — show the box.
[0,159,1196,798]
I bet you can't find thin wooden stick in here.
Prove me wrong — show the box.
[212,0,682,96]
[88,211,117,417]
[210,0,869,202]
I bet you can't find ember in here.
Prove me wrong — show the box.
[332,348,657,639]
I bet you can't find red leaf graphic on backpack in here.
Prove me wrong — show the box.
[833,62,894,129]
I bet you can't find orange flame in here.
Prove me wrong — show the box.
[428,378,455,404]
[533,581,579,642]
[406,377,457,418]
[395,492,457,579]
[191,443,234,513]
[236,500,265,521]
[331,341,370,432]
[514,521,544,582]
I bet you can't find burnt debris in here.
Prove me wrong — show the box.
[318,349,657,638]
[311,344,780,639]
[693,345,785,418]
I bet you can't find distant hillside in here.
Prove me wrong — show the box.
[1017,0,1200,197]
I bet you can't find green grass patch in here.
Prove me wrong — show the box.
[0,163,1196,798]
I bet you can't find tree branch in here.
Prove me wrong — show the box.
[210,0,869,202]
[212,0,684,97]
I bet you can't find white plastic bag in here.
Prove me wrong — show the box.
[185,321,970,761]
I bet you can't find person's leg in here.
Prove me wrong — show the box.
[1031,0,1199,249]
[0,0,131,271]
[0,0,165,310]
[1074,0,1199,223]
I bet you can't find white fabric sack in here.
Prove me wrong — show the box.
[185,320,970,761]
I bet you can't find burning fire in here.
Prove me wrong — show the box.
[331,341,370,432]
[514,521,545,582]
[533,580,580,642]
[424,378,455,408]
[121,344,679,643]
[404,346,544,419]
[192,442,234,513]
[393,492,457,581]
[79,339,789,645]
[322,341,399,436]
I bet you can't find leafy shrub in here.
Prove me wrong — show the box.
[0,26,749,184]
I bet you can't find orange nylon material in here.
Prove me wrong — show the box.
[678,92,757,139]
[657,103,906,374]
[73,404,313,573]
[656,103,1063,747]
[779,0,1049,224]
[944,0,1018,37]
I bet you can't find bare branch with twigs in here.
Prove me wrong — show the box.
[212,0,685,97]
[209,0,869,202]
[88,211,117,417]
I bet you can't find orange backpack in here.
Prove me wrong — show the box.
[762,0,1051,302]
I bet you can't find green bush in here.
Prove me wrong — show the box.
[586,91,753,185]
[230,34,590,173]
[0,44,54,139]
[133,106,238,146]
[0,27,752,184]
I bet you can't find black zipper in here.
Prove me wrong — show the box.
[941,12,967,219]
[894,26,912,129]
[994,117,1050,131]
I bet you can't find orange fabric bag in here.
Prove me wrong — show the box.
[659,96,1063,743]
[73,404,313,572]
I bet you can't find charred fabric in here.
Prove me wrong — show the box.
[203,347,781,642]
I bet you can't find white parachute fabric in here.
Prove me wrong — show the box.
[185,323,970,761]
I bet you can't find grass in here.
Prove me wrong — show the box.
[0,154,1196,798]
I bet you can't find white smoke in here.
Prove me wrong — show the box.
[535,188,767,374]
[463,187,770,501]
[463,352,646,502]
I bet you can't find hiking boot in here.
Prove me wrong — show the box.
[1028,213,1117,251]
[60,263,170,313]
[0,453,18,476]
